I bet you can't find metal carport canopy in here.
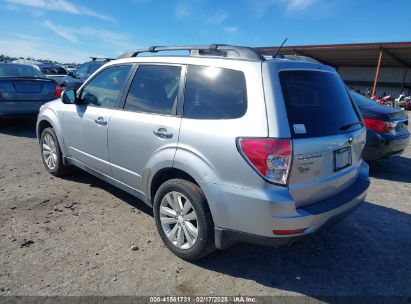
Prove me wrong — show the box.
[258,42,411,68]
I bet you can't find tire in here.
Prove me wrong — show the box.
[40,127,67,176]
[153,179,215,261]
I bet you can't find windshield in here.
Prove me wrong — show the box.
[89,62,104,74]
[349,90,379,107]
[0,64,45,78]
[280,70,361,138]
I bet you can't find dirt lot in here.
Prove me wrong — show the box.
[0,117,410,298]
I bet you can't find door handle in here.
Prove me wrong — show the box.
[94,117,107,126]
[153,128,173,139]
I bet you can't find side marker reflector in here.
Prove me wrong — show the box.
[273,228,306,235]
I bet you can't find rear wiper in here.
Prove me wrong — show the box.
[340,122,361,131]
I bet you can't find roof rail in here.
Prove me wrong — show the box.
[90,57,113,62]
[117,44,265,61]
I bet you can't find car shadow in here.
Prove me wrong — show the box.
[63,168,153,217]
[369,156,411,183]
[59,167,411,298]
[42,145,410,299]
[195,202,411,298]
[0,117,37,138]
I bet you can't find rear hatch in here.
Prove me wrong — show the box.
[0,77,56,101]
[278,69,366,207]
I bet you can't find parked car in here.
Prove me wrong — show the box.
[0,63,62,117]
[63,64,77,73]
[60,58,111,90]
[36,63,69,84]
[350,91,410,161]
[37,45,370,260]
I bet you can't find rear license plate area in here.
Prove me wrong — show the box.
[334,147,352,171]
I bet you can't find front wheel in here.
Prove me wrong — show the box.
[153,179,215,261]
[40,127,67,176]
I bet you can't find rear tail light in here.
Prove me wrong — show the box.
[237,138,292,185]
[54,83,62,98]
[363,118,396,133]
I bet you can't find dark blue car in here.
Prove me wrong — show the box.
[60,58,110,90]
[350,91,410,161]
[0,63,61,117]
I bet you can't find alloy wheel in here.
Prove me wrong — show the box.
[159,191,199,249]
[42,134,58,170]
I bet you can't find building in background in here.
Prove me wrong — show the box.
[259,42,411,97]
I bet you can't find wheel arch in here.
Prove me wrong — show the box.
[36,110,66,157]
[149,167,199,202]
[148,163,221,234]
[37,120,53,141]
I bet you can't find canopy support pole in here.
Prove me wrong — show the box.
[372,48,383,97]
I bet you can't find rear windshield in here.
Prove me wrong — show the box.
[349,90,379,107]
[279,70,361,138]
[0,64,45,78]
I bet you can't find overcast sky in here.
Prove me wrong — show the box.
[1,0,410,63]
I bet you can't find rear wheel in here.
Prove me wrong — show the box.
[153,179,215,261]
[40,127,67,176]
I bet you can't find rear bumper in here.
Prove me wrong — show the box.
[215,201,361,248]
[363,130,410,161]
[0,101,48,117]
[211,162,370,249]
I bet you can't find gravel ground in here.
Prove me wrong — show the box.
[0,117,410,298]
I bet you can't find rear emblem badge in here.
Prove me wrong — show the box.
[347,137,354,145]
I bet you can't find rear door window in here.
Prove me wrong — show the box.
[183,65,247,119]
[279,70,361,138]
[123,65,181,115]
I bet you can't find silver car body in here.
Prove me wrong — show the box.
[37,54,370,248]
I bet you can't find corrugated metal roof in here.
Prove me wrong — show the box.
[258,42,411,68]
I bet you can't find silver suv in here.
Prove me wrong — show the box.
[37,45,370,260]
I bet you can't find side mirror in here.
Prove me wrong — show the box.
[68,71,74,77]
[61,89,85,105]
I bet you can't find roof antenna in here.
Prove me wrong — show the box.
[273,38,288,57]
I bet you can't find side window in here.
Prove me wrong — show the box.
[80,65,131,109]
[183,65,247,119]
[56,67,68,75]
[41,67,52,75]
[124,65,181,115]
[74,63,89,78]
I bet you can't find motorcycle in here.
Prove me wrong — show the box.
[394,94,411,110]
[371,95,394,107]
